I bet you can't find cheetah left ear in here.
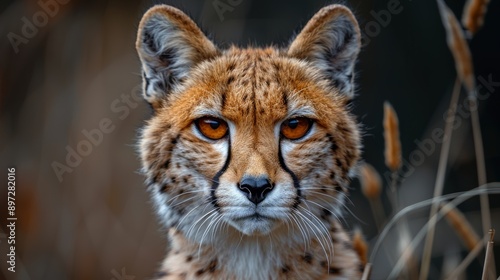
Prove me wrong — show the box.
[288,5,361,98]
[136,5,219,108]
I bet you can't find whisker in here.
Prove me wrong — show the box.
[299,196,335,257]
[303,199,342,222]
[295,210,332,270]
[182,204,214,237]
[176,201,208,228]
[170,196,198,208]
[302,190,359,224]
[290,212,310,252]
[197,212,220,258]
[189,208,218,240]
[298,205,335,260]
[166,189,205,204]
[198,212,223,256]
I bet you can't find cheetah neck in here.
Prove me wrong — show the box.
[159,221,361,280]
[167,227,299,279]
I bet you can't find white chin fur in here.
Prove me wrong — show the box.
[227,216,280,236]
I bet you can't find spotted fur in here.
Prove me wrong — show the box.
[136,4,363,280]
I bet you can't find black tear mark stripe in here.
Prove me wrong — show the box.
[210,136,232,209]
[278,138,301,208]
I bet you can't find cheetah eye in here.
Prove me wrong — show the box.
[280,117,313,140]
[195,117,228,140]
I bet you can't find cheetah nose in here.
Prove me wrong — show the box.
[238,176,274,205]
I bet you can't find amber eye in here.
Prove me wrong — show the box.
[280,117,313,140]
[195,117,228,140]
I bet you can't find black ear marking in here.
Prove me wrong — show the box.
[159,48,175,64]
[143,28,158,53]
[322,22,358,93]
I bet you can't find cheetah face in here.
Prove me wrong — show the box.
[137,5,361,241]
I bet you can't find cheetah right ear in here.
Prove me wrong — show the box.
[288,5,361,98]
[136,5,218,107]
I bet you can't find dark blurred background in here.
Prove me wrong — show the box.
[0,0,499,279]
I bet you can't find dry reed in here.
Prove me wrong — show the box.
[437,0,475,92]
[419,78,462,280]
[353,229,369,265]
[440,203,481,251]
[382,102,419,278]
[383,102,402,172]
[436,0,491,241]
[382,184,500,278]
[462,0,490,35]
[482,229,495,280]
[420,0,494,277]
[359,163,385,230]
[446,233,488,280]
[361,263,372,280]
[360,163,382,199]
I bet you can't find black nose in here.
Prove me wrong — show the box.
[238,176,274,204]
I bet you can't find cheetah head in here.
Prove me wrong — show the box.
[136,5,361,242]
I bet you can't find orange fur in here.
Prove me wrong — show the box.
[136,4,364,279]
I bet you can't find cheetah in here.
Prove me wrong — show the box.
[136,4,365,279]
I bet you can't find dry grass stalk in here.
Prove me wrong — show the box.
[481,229,495,280]
[360,163,382,199]
[446,233,488,280]
[440,203,481,250]
[423,2,490,278]
[374,183,500,279]
[383,102,402,172]
[419,78,462,280]
[462,0,490,35]
[359,163,385,230]
[437,0,491,243]
[470,100,491,241]
[437,0,475,92]
[353,229,369,266]
[466,82,491,261]
[382,103,417,277]
[361,263,372,280]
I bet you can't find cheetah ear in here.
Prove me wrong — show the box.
[136,5,218,107]
[288,5,361,98]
